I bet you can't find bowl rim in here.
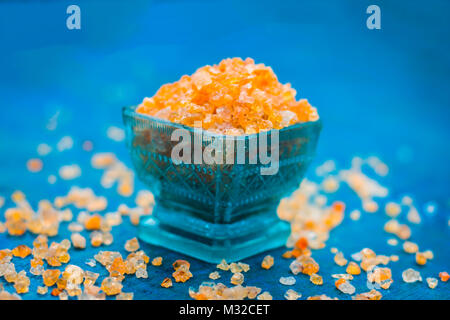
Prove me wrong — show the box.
[123,105,322,140]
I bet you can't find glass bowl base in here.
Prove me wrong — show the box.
[138,215,290,263]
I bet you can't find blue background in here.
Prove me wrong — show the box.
[0,0,449,299]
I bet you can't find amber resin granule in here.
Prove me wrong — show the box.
[137,57,319,135]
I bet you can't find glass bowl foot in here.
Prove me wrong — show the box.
[138,214,290,263]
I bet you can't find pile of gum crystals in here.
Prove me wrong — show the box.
[136,57,319,135]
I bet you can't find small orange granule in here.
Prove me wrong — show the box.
[12,245,32,258]
[295,237,309,250]
[0,249,12,263]
[136,57,319,135]
[42,269,61,287]
[85,214,102,230]
[335,278,346,288]
[161,277,173,288]
[415,252,427,266]
[101,277,123,295]
[152,257,163,266]
[346,261,361,275]
[51,288,62,296]
[172,266,193,283]
[27,158,43,173]
[301,257,320,275]
[108,257,127,275]
[173,259,190,271]
[31,258,44,268]
[261,255,274,270]
[439,271,449,282]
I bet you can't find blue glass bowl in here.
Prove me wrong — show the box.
[122,106,322,263]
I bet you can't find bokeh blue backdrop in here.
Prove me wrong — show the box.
[0,0,449,300]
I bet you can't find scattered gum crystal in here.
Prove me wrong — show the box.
[82,140,93,152]
[116,292,134,300]
[407,206,421,224]
[426,277,438,289]
[26,158,43,173]
[173,259,190,271]
[136,57,319,135]
[238,262,250,272]
[261,255,274,270]
[402,268,422,283]
[385,202,401,217]
[279,276,296,286]
[12,245,32,258]
[71,233,86,249]
[367,267,392,287]
[91,152,117,169]
[90,231,103,247]
[346,262,361,275]
[216,259,230,271]
[229,263,242,273]
[423,250,434,260]
[101,277,123,295]
[390,255,399,262]
[257,291,273,300]
[107,126,125,142]
[415,252,427,265]
[42,269,61,287]
[439,271,449,282]
[284,289,301,300]
[161,277,173,288]
[322,176,339,193]
[37,286,48,295]
[230,272,244,285]
[387,238,398,246]
[352,289,382,300]
[336,280,356,295]
[403,241,419,254]
[102,232,113,245]
[209,271,221,280]
[84,271,99,286]
[310,273,323,285]
[59,164,81,180]
[332,274,354,280]
[307,294,338,300]
[37,143,52,156]
[135,190,155,208]
[57,136,73,152]
[173,266,193,283]
[151,257,163,266]
[350,209,361,221]
[334,252,348,266]
[85,258,96,267]
[362,200,378,213]
[85,214,102,230]
[189,282,261,300]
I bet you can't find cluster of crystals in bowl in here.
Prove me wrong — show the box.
[136,57,319,135]
[0,147,448,300]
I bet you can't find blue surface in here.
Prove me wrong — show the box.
[0,0,449,299]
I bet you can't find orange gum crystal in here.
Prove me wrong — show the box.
[136,57,319,135]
